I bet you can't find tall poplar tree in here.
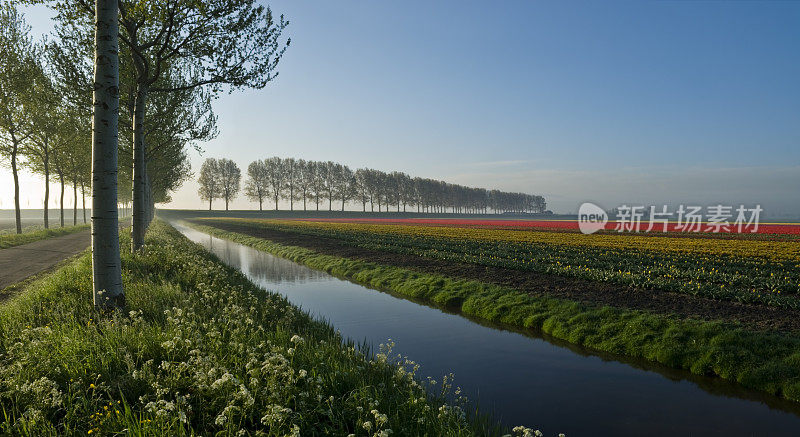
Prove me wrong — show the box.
[90,0,124,309]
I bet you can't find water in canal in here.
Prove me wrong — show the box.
[172,222,800,436]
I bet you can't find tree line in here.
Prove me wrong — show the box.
[0,5,94,231]
[198,157,547,214]
[1,1,289,309]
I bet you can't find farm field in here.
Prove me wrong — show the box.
[292,216,800,236]
[164,210,800,408]
[186,216,800,312]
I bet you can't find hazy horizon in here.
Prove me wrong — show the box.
[2,1,799,217]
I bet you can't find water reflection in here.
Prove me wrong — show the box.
[172,222,800,436]
[207,235,329,284]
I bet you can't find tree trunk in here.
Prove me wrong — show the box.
[10,142,21,234]
[73,177,78,225]
[275,194,279,210]
[143,163,151,225]
[43,149,49,229]
[81,182,87,224]
[209,197,212,210]
[91,0,125,309]
[131,83,148,251]
[259,198,262,211]
[59,172,65,227]
[225,195,229,211]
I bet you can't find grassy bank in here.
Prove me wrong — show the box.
[188,222,800,404]
[0,224,89,249]
[0,221,508,436]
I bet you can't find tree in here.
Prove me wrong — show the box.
[308,161,324,211]
[52,135,67,227]
[65,127,91,225]
[364,169,381,212]
[45,19,95,226]
[334,165,354,211]
[23,60,60,229]
[245,160,268,211]
[198,158,221,210]
[295,159,311,211]
[401,173,415,212]
[90,0,125,309]
[217,158,241,211]
[138,79,216,219]
[323,161,339,211]
[373,170,389,212]
[107,0,289,250]
[354,168,370,212]
[283,157,297,211]
[265,157,286,210]
[0,4,37,234]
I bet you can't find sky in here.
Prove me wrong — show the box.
[2,1,799,216]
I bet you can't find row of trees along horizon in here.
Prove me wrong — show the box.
[198,157,548,214]
[0,1,289,308]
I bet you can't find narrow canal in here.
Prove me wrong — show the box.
[173,222,800,436]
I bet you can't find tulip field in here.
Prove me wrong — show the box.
[293,217,800,236]
[197,217,800,309]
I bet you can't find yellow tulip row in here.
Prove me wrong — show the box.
[219,218,800,263]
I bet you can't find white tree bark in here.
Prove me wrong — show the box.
[91,0,124,309]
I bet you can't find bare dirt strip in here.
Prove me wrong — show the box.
[0,229,90,290]
[202,221,800,333]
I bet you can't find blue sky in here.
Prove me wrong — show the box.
[2,1,799,216]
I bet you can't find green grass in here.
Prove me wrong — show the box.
[0,221,509,436]
[0,224,89,249]
[189,222,800,404]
